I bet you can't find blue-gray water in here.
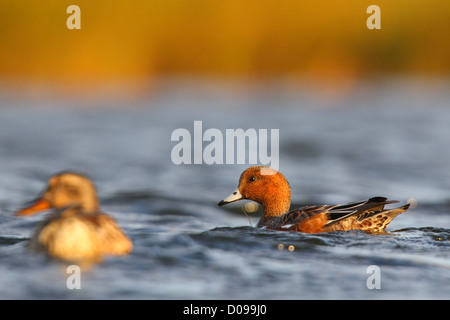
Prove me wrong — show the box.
[1,78,450,299]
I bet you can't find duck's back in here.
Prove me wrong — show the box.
[94,213,133,255]
[258,197,410,233]
[30,209,132,262]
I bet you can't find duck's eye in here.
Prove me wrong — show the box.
[65,185,80,196]
[249,176,256,182]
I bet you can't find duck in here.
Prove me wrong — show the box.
[218,166,410,233]
[15,171,133,262]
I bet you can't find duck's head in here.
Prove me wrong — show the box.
[15,172,100,216]
[218,166,291,217]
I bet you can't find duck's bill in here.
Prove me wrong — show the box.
[15,198,51,216]
[218,189,243,206]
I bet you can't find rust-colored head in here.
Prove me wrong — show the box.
[218,166,291,217]
[15,172,100,216]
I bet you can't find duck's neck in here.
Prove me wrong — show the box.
[82,198,100,213]
[260,194,291,217]
[55,199,100,215]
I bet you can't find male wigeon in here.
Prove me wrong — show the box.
[218,166,410,233]
[16,172,133,262]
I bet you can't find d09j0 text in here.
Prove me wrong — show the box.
[228,304,266,316]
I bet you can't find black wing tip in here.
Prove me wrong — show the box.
[367,197,399,204]
[368,196,387,202]
[402,203,411,210]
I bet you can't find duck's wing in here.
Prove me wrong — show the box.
[278,204,333,229]
[278,197,408,233]
[323,197,401,228]
[95,213,133,255]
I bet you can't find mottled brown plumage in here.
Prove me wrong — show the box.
[16,172,133,262]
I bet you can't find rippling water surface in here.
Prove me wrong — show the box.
[1,79,450,299]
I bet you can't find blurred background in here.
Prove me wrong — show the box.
[1,0,450,300]
[1,0,449,97]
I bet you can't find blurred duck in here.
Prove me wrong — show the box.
[218,166,410,233]
[15,172,133,262]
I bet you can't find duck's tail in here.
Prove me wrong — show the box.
[323,197,410,232]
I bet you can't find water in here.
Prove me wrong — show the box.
[1,78,450,300]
